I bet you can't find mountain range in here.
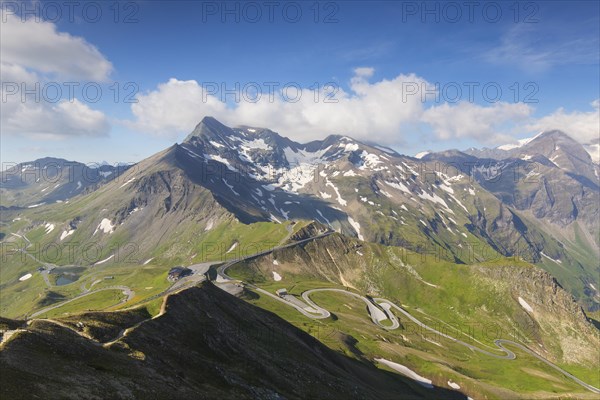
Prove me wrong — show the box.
[1,117,599,399]
[3,117,597,308]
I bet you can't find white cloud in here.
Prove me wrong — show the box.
[0,61,39,83]
[0,11,112,139]
[353,67,375,78]
[1,98,110,139]
[0,10,112,81]
[523,100,600,145]
[127,70,429,144]
[421,101,533,143]
[127,78,228,139]
[127,70,597,151]
[234,71,428,143]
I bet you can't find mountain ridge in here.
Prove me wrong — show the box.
[1,119,598,310]
[0,282,464,399]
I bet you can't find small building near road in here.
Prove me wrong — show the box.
[167,266,192,282]
[276,288,288,297]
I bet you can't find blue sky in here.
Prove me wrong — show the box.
[1,0,599,164]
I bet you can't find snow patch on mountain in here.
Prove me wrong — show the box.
[95,254,114,265]
[518,296,534,313]
[541,252,562,264]
[384,180,411,194]
[549,154,562,168]
[497,132,544,150]
[276,163,316,192]
[242,146,333,193]
[209,140,225,148]
[445,174,463,183]
[584,143,599,163]
[60,229,75,240]
[284,146,330,165]
[347,217,364,240]
[358,151,385,171]
[94,218,114,235]
[44,223,55,234]
[206,154,238,172]
[226,242,238,253]
[241,138,271,150]
[401,162,420,176]
[448,194,468,213]
[439,183,454,194]
[326,180,347,206]
[340,142,359,152]
[222,179,239,196]
[316,209,331,225]
[375,359,432,389]
[418,191,454,214]
[119,177,136,188]
[447,381,461,390]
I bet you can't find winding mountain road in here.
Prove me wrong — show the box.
[29,286,134,319]
[218,242,600,394]
[300,291,600,393]
[14,227,599,394]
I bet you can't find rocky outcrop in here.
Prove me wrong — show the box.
[476,265,590,325]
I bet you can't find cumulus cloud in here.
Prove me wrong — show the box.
[127,68,597,150]
[0,10,112,81]
[127,79,228,138]
[421,101,533,144]
[127,69,430,144]
[0,10,112,138]
[523,100,600,145]
[0,62,109,139]
[1,98,110,139]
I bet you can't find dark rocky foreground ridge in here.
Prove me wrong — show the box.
[0,283,465,400]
